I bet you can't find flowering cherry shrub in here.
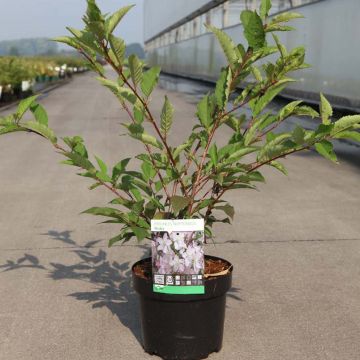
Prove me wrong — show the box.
[1,0,360,249]
[152,231,204,275]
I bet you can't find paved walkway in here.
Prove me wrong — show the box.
[0,71,359,360]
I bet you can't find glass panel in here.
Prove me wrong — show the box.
[209,5,223,28]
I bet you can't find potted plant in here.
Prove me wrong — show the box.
[1,0,360,359]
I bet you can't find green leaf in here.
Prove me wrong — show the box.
[266,24,295,32]
[258,133,292,161]
[315,140,338,163]
[141,66,161,97]
[251,80,293,116]
[240,10,266,50]
[272,33,287,59]
[30,103,48,126]
[271,12,304,24]
[128,54,143,86]
[332,115,360,135]
[131,227,149,242]
[292,126,305,145]
[109,35,126,64]
[226,147,258,163]
[22,121,57,144]
[334,130,360,142]
[0,125,22,135]
[106,5,134,36]
[197,94,214,130]
[209,143,218,167]
[130,131,163,149]
[95,156,107,174]
[215,204,235,220]
[215,67,232,110]
[278,100,302,121]
[52,36,79,50]
[141,161,156,181]
[269,160,288,175]
[170,196,191,214]
[173,142,191,159]
[16,95,39,119]
[108,233,125,247]
[320,93,332,125]
[64,152,95,172]
[260,0,272,20]
[82,206,127,219]
[86,0,102,22]
[206,25,238,65]
[112,158,131,182]
[251,66,262,82]
[293,106,319,118]
[160,96,174,137]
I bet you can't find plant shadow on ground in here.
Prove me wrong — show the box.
[0,230,242,345]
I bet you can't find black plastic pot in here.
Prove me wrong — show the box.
[132,255,232,360]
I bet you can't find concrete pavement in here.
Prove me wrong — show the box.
[0,70,359,360]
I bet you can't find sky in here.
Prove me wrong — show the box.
[0,0,144,44]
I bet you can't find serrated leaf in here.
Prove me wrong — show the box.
[141,161,156,181]
[112,158,131,182]
[292,126,305,145]
[260,0,272,20]
[170,196,190,214]
[334,130,360,142]
[320,93,332,125]
[207,25,238,66]
[160,96,174,137]
[130,132,163,149]
[106,5,134,36]
[22,121,57,144]
[197,94,214,130]
[272,33,287,58]
[269,160,288,175]
[271,12,304,24]
[128,54,143,86]
[215,67,232,110]
[266,24,295,32]
[332,115,360,135]
[215,204,235,220]
[226,147,258,163]
[240,10,265,50]
[82,206,126,219]
[141,66,161,97]
[315,140,338,163]
[251,81,293,116]
[293,105,319,118]
[131,227,149,242]
[52,36,79,50]
[64,152,95,172]
[16,95,39,119]
[95,156,107,174]
[173,142,190,159]
[109,35,126,64]
[30,103,48,126]
[278,100,302,121]
[209,143,218,167]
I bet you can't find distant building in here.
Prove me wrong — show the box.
[144,0,360,111]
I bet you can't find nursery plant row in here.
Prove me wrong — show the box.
[0,56,89,104]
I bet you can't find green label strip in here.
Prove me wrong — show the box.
[153,285,205,295]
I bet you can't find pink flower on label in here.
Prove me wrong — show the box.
[156,233,172,254]
[172,232,186,251]
[170,255,185,273]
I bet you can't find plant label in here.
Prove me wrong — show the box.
[151,219,205,294]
